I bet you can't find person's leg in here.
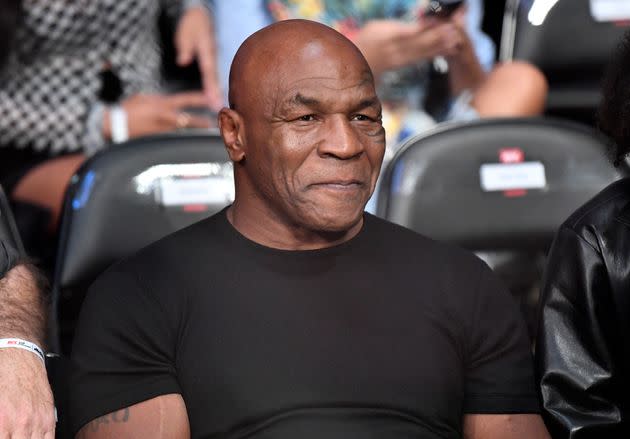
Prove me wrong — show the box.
[471,61,548,117]
[11,154,85,231]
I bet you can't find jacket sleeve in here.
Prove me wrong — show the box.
[536,225,627,438]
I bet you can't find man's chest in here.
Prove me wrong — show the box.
[174,277,466,437]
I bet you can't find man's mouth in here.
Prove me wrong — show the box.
[311,179,364,190]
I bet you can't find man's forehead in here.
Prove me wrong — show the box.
[276,78,378,109]
[231,22,374,111]
[282,69,373,91]
[274,67,376,101]
[260,36,372,85]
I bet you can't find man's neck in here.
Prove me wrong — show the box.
[226,203,363,251]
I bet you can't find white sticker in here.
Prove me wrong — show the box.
[159,177,235,206]
[479,162,547,192]
[589,0,630,22]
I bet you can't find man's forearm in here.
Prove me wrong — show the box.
[0,264,48,346]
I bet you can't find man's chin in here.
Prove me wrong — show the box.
[302,205,366,235]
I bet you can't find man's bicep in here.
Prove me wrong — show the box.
[463,414,550,439]
[463,262,538,413]
[76,393,189,439]
[70,266,181,429]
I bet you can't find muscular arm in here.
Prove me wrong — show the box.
[76,394,190,439]
[0,262,47,344]
[463,414,551,439]
[0,262,55,437]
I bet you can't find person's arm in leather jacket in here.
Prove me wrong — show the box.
[536,225,627,438]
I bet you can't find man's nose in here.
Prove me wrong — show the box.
[317,116,364,160]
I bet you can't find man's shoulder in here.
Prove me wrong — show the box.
[365,215,506,330]
[98,210,228,285]
[364,213,486,274]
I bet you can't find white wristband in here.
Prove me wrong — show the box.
[110,105,129,143]
[0,338,46,365]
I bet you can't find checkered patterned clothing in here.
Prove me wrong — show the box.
[0,0,200,155]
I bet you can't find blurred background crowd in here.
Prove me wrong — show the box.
[1,0,549,260]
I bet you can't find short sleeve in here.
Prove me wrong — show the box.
[69,266,181,435]
[463,262,539,414]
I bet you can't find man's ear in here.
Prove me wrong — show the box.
[218,108,246,163]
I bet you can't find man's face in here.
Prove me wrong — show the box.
[240,41,386,233]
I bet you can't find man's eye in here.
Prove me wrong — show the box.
[298,115,316,121]
[352,114,372,121]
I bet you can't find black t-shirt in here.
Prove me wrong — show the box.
[70,210,538,438]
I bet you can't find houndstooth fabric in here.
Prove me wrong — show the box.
[0,0,202,155]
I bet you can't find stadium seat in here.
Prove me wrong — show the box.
[377,117,630,336]
[0,185,24,254]
[501,0,630,123]
[51,131,232,353]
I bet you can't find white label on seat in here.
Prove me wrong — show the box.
[479,162,547,192]
[159,177,235,206]
[590,0,630,22]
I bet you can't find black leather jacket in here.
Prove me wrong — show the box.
[536,178,630,438]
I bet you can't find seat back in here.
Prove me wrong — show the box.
[501,0,630,120]
[378,117,626,249]
[377,118,629,336]
[53,132,232,352]
[0,185,24,254]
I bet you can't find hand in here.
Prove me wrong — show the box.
[440,9,486,93]
[103,92,214,140]
[449,4,468,29]
[443,24,479,71]
[0,349,55,438]
[442,5,476,62]
[175,6,223,111]
[353,19,463,77]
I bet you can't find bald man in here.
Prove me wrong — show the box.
[70,20,550,438]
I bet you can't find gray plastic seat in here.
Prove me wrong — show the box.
[501,0,629,121]
[52,131,232,353]
[377,117,630,336]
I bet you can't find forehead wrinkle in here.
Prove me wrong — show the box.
[281,75,376,100]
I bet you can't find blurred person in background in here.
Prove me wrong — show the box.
[266,0,547,149]
[0,239,54,438]
[536,29,630,438]
[0,0,222,253]
[208,0,548,211]
[209,0,547,146]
